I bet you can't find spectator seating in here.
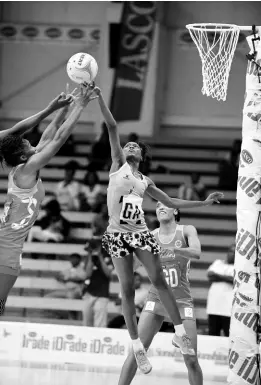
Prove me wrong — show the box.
[6,257,209,326]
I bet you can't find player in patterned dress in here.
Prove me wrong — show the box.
[0,84,97,315]
[118,203,203,385]
[94,85,223,374]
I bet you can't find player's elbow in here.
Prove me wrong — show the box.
[193,248,201,259]
[195,251,201,260]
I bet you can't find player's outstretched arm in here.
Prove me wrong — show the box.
[174,225,201,259]
[146,178,224,208]
[35,85,77,151]
[22,85,97,174]
[0,93,72,140]
[36,105,70,152]
[95,86,125,171]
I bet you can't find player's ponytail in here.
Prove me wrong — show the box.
[138,141,151,162]
[138,141,151,175]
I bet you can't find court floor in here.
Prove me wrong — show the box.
[0,361,224,385]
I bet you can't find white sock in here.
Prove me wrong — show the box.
[132,338,143,351]
[175,324,186,336]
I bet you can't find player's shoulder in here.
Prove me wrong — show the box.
[183,224,198,236]
[109,161,129,177]
[145,176,154,187]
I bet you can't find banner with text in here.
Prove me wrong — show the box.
[110,2,157,122]
[228,34,261,385]
[0,321,229,380]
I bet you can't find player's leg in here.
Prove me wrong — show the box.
[111,253,137,338]
[112,253,152,374]
[182,319,203,385]
[118,310,164,385]
[0,273,18,316]
[102,233,138,338]
[135,248,194,354]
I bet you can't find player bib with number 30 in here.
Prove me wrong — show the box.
[163,267,179,288]
[119,195,144,225]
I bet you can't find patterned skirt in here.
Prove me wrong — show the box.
[102,230,161,259]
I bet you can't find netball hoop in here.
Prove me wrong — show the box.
[186,23,255,101]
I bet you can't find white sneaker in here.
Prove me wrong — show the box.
[172,333,195,355]
[133,346,152,374]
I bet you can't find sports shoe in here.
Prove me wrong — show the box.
[172,333,195,355]
[133,346,152,374]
